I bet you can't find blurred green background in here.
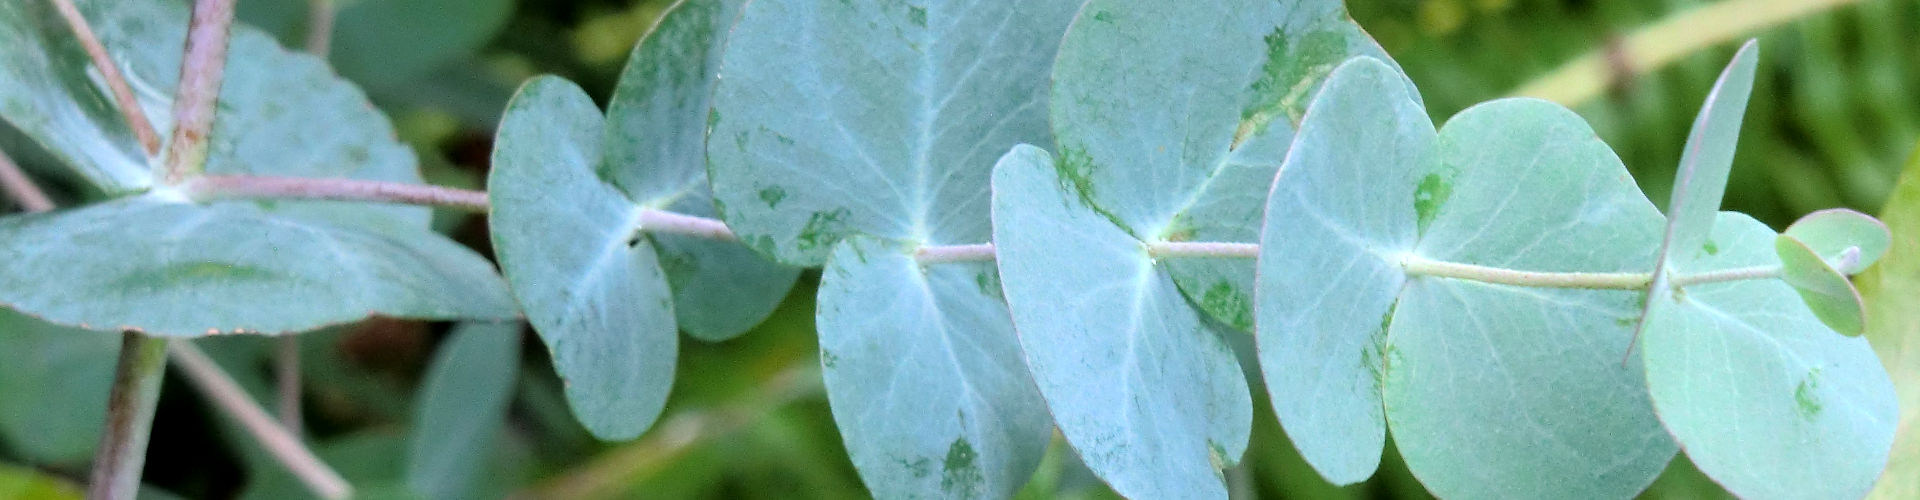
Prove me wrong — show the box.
[2,0,1916,498]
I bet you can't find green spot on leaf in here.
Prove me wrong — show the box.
[1703,240,1719,256]
[758,186,787,208]
[941,438,981,495]
[908,6,927,27]
[1200,281,1253,332]
[1795,369,1824,419]
[1414,171,1453,236]
[797,208,853,252]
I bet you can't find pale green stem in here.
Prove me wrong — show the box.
[1148,241,1261,260]
[1513,0,1862,107]
[50,0,163,156]
[1401,255,1653,289]
[159,0,239,184]
[86,332,169,500]
[1670,265,1783,287]
[0,149,55,212]
[916,243,995,264]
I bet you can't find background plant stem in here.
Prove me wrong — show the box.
[276,0,343,440]
[85,332,169,500]
[50,0,162,156]
[170,342,352,499]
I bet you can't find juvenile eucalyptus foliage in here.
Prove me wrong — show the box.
[0,0,1903,499]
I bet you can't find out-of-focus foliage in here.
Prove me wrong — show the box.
[1,0,1914,499]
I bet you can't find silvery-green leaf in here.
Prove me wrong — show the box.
[993,144,1250,499]
[1783,208,1890,275]
[489,77,676,440]
[1642,213,1897,500]
[407,322,522,500]
[1051,0,1411,330]
[0,197,515,336]
[816,236,1049,499]
[708,0,1077,266]
[1387,98,1675,499]
[0,309,114,463]
[1775,234,1867,336]
[605,0,795,341]
[1259,58,1675,498]
[1255,57,1430,485]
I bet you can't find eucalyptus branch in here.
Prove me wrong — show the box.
[86,332,169,500]
[916,243,996,264]
[160,0,239,184]
[637,208,737,242]
[1402,255,1654,290]
[0,149,55,212]
[169,342,352,500]
[1669,265,1782,287]
[185,175,492,211]
[1148,241,1261,260]
[1512,0,1860,107]
[304,0,335,56]
[50,0,163,156]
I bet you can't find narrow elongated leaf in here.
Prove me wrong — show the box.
[1775,235,1866,336]
[0,309,114,463]
[0,198,515,336]
[1658,40,1759,267]
[605,0,795,341]
[1860,145,1920,499]
[993,144,1251,499]
[489,77,676,440]
[817,236,1049,499]
[708,0,1078,266]
[1260,58,1675,498]
[1783,208,1891,275]
[1642,213,1897,500]
[407,322,522,500]
[1051,0,1411,330]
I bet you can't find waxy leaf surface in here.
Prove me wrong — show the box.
[1642,213,1897,500]
[708,0,1077,265]
[1259,58,1674,498]
[407,322,522,500]
[0,0,516,335]
[993,145,1250,499]
[1051,0,1409,331]
[1783,208,1890,275]
[1775,235,1866,336]
[490,77,676,440]
[817,237,1049,499]
[604,0,795,341]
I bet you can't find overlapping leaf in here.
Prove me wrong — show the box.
[816,237,1048,499]
[1258,58,1674,498]
[993,145,1251,499]
[407,322,522,500]
[1636,42,1899,500]
[0,0,515,336]
[1050,0,1411,331]
[709,0,1074,495]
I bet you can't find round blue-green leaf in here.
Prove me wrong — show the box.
[1051,0,1412,330]
[817,236,1049,499]
[708,0,1078,266]
[489,76,676,441]
[1784,208,1890,275]
[992,144,1251,499]
[1255,57,1431,485]
[1386,98,1676,499]
[1643,213,1897,500]
[0,197,516,336]
[1776,234,1867,336]
[604,0,795,341]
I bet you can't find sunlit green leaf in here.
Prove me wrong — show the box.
[1259,58,1674,498]
[1775,234,1866,336]
[707,0,1078,266]
[816,236,1048,499]
[992,144,1250,499]
[605,0,795,341]
[1642,213,1897,500]
[0,463,84,500]
[407,322,522,500]
[1050,0,1411,331]
[489,76,676,440]
[1859,144,1920,499]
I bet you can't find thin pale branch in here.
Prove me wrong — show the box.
[638,208,738,242]
[1513,0,1861,107]
[304,0,335,56]
[185,175,491,212]
[86,332,169,500]
[274,337,303,439]
[0,150,55,212]
[916,243,996,264]
[1402,255,1655,290]
[160,0,240,184]
[1148,241,1261,260]
[170,342,352,500]
[49,0,163,155]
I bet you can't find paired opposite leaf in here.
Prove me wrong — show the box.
[710,0,1074,495]
[1637,42,1899,500]
[993,145,1252,499]
[1259,58,1674,498]
[0,0,515,336]
[1774,209,1888,335]
[1049,0,1411,331]
[816,237,1049,499]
